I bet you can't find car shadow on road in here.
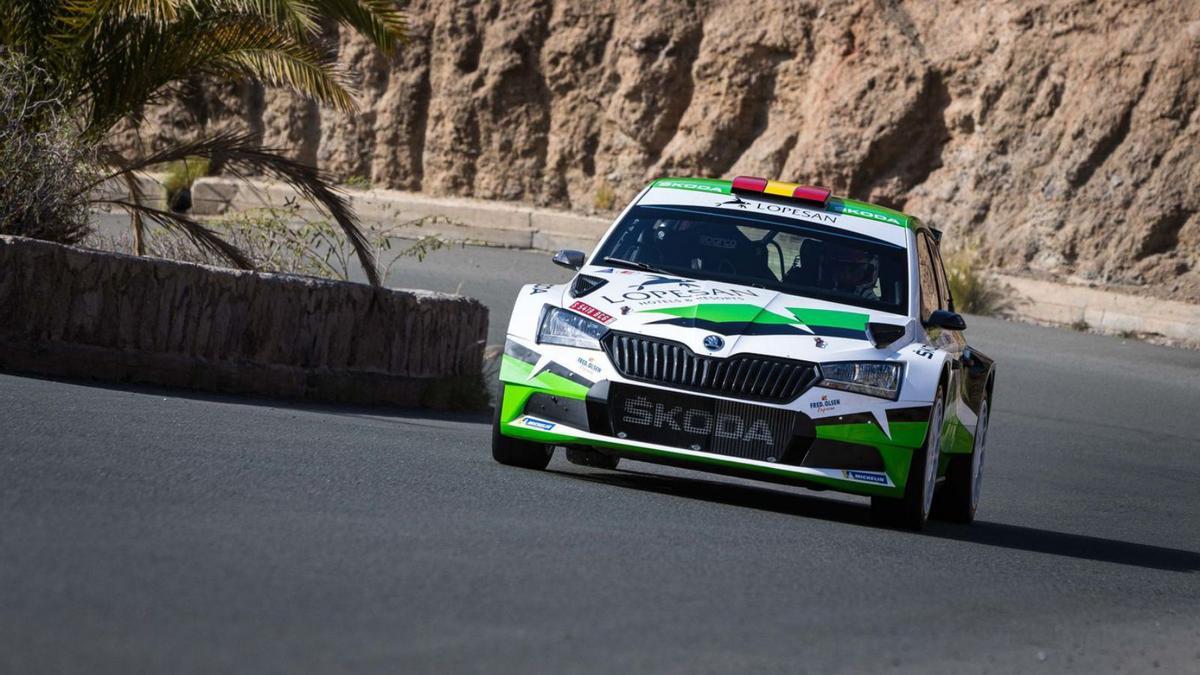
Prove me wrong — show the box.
[550,466,1200,573]
[927,521,1200,573]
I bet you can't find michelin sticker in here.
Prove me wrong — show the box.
[846,470,889,485]
[523,418,556,431]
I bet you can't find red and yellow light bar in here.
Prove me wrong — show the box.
[731,176,831,207]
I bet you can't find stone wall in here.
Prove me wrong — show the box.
[0,236,488,407]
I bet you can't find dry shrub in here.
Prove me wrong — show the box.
[945,247,1010,316]
[84,205,458,282]
[0,53,96,244]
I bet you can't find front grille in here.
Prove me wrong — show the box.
[602,332,821,403]
[609,384,797,462]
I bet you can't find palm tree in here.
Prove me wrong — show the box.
[0,0,406,285]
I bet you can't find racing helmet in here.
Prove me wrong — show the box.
[826,242,878,295]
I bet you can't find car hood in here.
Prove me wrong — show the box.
[568,266,916,361]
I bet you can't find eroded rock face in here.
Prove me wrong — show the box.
[119,0,1200,301]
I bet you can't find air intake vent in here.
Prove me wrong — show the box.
[602,332,821,403]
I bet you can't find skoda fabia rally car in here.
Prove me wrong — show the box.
[493,176,996,530]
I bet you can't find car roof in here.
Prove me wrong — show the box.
[646,177,917,230]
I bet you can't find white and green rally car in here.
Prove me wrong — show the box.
[493,176,996,530]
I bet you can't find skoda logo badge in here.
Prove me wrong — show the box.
[703,335,724,351]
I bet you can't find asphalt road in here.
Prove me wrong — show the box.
[3,243,1200,674]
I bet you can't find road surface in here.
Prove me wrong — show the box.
[2,242,1199,673]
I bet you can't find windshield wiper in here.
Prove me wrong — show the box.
[600,257,669,275]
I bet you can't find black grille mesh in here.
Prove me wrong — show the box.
[602,332,821,403]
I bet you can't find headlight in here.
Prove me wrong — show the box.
[537,306,607,350]
[819,361,903,400]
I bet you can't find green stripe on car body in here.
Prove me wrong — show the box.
[499,354,590,399]
[786,308,870,331]
[815,420,929,449]
[640,303,797,325]
[641,303,869,337]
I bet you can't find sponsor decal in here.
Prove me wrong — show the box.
[621,396,775,445]
[654,178,730,194]
[809,394,841,414]
[846,470,889,485]
[523,417,556,431]
[716,197,839,224]
[834,203,905,226]
[914,344,936,359]
[529,283,554,295]
[699,235,737,249]
[569,300,614,324]
[576,356,602,374]
[600,286,758,306]
[633,275,700,291]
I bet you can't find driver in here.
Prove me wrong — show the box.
[826,242,880,300]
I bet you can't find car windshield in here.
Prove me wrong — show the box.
[593,205,909,314]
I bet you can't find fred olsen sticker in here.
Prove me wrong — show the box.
[809,395,841,413]
[569,300,614,324]
[577,356,602,374]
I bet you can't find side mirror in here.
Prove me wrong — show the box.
[923,309,967,332]
[552,249,586,271]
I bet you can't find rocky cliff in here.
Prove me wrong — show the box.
[127,0,1200,301]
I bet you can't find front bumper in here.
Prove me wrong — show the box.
[498,352,932,498]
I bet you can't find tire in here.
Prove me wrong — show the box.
[491,386,554,470]
[933,392,990,524]
[871,387,945,531]
[565,447,620,470]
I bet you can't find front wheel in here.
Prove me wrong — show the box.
[492,386,553,470]
[934,392,990,523]
[871,388,944,531]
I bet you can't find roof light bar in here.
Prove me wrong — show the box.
[731,175,832,207]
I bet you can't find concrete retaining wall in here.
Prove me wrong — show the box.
[997,274,1200,346]
[0,236,488,406]
[190,177,614,253]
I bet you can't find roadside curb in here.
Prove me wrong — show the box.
[185,177,1200,348]
[995,274,1200,347]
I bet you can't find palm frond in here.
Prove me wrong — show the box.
[60,0,185,25]
[100,132,381,285]
[207,22,356,111]
[100,198,256,269]
[74,15,357,135]
[0,0,65,57]
[207,0,320,36]
[316,0,406,54]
